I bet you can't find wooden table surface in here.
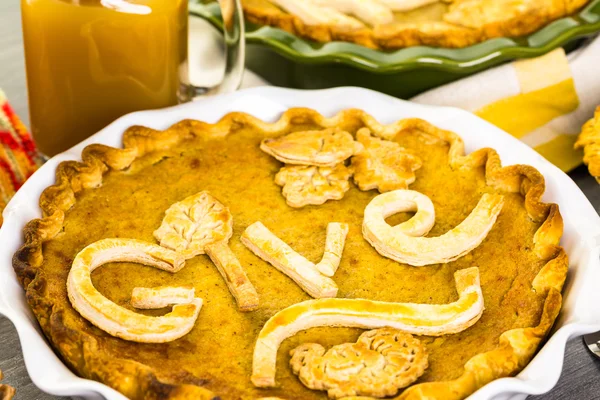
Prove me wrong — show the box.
[2,1,600,399]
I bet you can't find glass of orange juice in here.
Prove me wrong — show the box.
[21,0,244,156]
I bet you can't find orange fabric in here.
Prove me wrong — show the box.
[0,90,43,225]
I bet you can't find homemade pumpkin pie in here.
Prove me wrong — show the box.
[240,0,591,49]
[14,108,567,399]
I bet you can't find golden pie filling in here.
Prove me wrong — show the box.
[15,109,567,400]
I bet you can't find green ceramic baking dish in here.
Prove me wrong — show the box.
[190,0,600,98]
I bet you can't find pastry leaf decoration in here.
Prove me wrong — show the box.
[260,128,363,167]
[155,191,259,311]
[352,128,422,193]
[275,164,353,208]
[154,191,233,259]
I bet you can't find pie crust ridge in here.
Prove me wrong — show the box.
[12,108,567,400]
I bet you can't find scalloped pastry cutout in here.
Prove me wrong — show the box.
[275,164,353,208]
[290,328,428,398]
[154,191,233,259]
[261,128,363,167]
[241,221,349,298]
[363,190,504,266]
[67,239,202,343]
[252,267,483,387]
[351,128,422,193]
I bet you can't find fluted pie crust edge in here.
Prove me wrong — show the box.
[13,108,568,400]
[242,0,590,50]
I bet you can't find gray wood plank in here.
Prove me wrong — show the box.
[0,316,65,400]
[1,0,600,398]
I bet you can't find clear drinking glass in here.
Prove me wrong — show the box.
[21,0,245,156]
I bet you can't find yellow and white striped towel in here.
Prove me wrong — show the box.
[412,36,600,172]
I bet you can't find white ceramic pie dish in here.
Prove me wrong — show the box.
[1,86,600,400]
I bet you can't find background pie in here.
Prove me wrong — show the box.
[241,0,591,49]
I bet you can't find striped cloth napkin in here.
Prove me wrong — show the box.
[413,36,600,173]
[0,89,43,226]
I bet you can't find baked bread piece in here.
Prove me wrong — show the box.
[241,0,591,49]
[575,106,600,183]
[13,108,568,399]
[0,370,15,400]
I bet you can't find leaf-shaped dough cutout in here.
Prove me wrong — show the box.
[154,191,233,259]
[261,128,363,167]
[155,192,259,311]
[351,128,422,193]
[275,164,353,208]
